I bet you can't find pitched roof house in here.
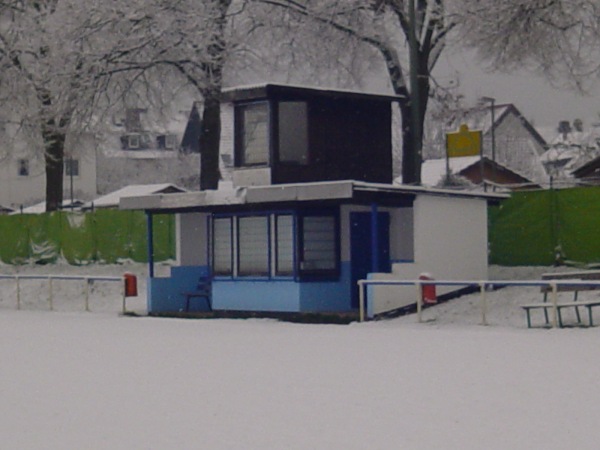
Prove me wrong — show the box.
[121,84,505,320]
[428,103,549,187]
[421,156,540,190]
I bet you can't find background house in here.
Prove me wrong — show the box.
[95,104,201,195]
[539,119,600,185]
[426,103,549,187]
[420,156,539,190]
[0,120,97,209]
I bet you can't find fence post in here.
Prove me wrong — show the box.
[85,277,90,312]
[122,275,127,315]
[358,281,365,322]
[48,276,53,311]
[480,282,488,326]
[416,281,423,323]
[551,282,558,328]
[16,276,20,310]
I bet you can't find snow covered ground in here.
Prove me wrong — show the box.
[1,262,599,449]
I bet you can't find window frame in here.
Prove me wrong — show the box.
[64,158,80,177]
[277,101,309,166]
[209,210,339,281]
[212,216,234,277]
[237,214,270,278]
[17,158,29,177]
[234,101,271,167]
[297,210,340,280]
[274,213,296,277]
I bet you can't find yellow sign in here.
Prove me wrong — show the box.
[446,124,482,158]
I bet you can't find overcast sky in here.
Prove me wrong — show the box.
[434,49,600,131]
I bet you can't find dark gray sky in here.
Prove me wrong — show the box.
[435,49,600,130]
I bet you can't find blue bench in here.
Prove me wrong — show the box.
[183,277,212,312]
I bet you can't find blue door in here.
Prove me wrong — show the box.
[350,212,390,308]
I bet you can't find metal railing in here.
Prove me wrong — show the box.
[357,278,600,327]
[0,274,127,314]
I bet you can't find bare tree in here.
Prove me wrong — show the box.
[254,0,456,184]
[0,0,108,211]
[456,0,600,91]
[85,0,244,190]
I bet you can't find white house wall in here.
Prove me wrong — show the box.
[64,132,97,202]
[0,150,46,208]
[1,129,97,208]
[491,113,548,184]
[176,212,208,267]
[369,195,488,316]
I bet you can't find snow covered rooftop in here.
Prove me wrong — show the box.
[421,156,481,187]
[120,180,507,212]
[221,83,404,102]
[13,199,84,215]
[88,184,186,209]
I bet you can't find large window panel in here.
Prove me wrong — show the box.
[213,218,233,275]
[238,216,269,276]
[238,102,269,166]
[301,216,337,273]
[275,215,294,276]
[278,102,308,164]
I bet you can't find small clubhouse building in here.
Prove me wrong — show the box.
[121,84,504,319]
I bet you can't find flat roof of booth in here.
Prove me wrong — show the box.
[119,180,507,214]
[221,83,404,103]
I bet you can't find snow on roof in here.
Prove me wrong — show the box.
[13,199,84,215]
[221,82,403,102]
[420,156,481,187]
[120,180,506,212]
[88,184,186,209]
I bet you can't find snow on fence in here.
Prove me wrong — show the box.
[0,274,128,314]
[358,279,600,327]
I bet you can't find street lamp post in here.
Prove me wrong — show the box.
[480,96,496,191]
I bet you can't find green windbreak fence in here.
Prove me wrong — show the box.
[489,186,600,266]
[0,210,175,265]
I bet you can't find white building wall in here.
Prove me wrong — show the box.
[369,195,488,316]
[64,132,97,202]
[0,129,98,208]
[490,113,548,184]
[176,213,208,266]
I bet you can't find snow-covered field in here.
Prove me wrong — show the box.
[1,262,599,449]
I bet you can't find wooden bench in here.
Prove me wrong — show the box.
[182,276,212,312]
[522,270,600,328]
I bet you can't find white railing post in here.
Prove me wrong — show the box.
[480,282,488,326]
[358,281,365,322]
[84,277,90,312]
[16,276,20,310]
[416,281,423,323]
[48,276,53,311]
[122,275,127,315]
[551,282,558,328]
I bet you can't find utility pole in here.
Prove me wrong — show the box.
[480,97,496,191]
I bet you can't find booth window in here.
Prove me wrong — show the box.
[238,216,269,276]
[236,102,269,166]
[213,217,233,275]
[275,214,294,276]
[211,211,338,279]
[299,215,338,276]
[278,102,308,164]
